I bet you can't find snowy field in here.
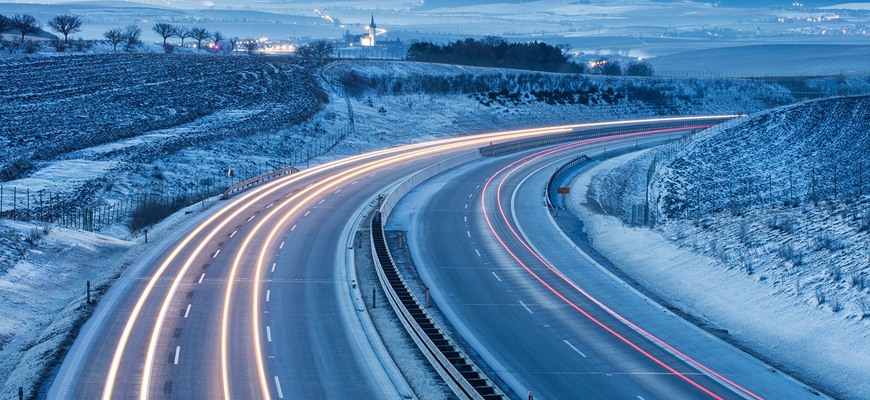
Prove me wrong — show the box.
[0,56,869,397]
[2,0,870,65]
[580,96,870,399]
[650,44,870,77]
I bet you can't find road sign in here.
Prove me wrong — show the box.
[557,187,570,194]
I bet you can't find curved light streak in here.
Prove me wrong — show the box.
[479,128,764,399]
[100,116,735,400]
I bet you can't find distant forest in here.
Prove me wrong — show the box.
[406,37,585,74]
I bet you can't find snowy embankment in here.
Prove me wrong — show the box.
[0,55,867,397]
[580,96,870,399]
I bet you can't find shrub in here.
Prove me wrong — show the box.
[814,232,844,252]
[768,215,797,234]
[777,243,804,266]
[849,273,867,291]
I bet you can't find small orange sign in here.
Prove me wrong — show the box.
[557,187,570,194]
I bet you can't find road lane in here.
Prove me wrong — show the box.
[402,131,820,399]
[49,117,735,400]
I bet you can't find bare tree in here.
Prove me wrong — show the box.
[124,24,141,48]
[177,27,192,47]
[47,15,82,44]
[189,27,209,49]
[152,22,177,47]
[298,39,334,59]
[243,40,258,54]
[210,30,224,49]
[11,14,40,43]
[0,14,13,39]
[104,28,124,52]
[625,60,655,76]
[228,37,238,52]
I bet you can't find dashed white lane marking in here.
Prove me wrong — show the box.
[271,263,276,273]
[284,193,291,198]
[230,230,237,238]
[464,216,467,222]
[198,273,205,284]
[335,189,342,194]
[304,210,310,217]
[352,180,359,185]
[475,249,482,257]
[466,231,471,238]
[266,202,274,209]
[247,215,255,222]
[291,224,297,231]
[465,203,469,209]
[212,249,220,259]
[173,346,180,365]
[279,241,285,249]
[491,271,502,282]
[637,396,646,400]
[519,301,533,314]
[266,290,271,302]
[183,304,191,318]
[267,326,272,342]
[274,376,284,399]
[563,340,588,358]
[468,193,473,199]
[318,199,325,205]
[476,184,481,189]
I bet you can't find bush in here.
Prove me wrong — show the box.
[777,243,804,266]
[814,232,844,252]
[768,215,797,234]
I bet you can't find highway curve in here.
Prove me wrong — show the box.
[48,117,736,400]
[398,129,823,399]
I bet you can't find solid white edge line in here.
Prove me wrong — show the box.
[274,376,284,399]
[173,346,180,365]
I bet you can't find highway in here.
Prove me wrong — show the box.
[398,130,821,399]
[47,117,739,400]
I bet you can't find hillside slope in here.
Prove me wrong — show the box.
[588,96,870,398]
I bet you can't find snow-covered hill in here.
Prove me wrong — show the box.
[588,96,870,399]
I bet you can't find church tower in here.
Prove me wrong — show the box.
[367,15,377,46]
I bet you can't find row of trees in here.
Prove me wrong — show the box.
[404,36,656,76]
[0,13,82,43]
[0,13,254,53]
[589,58,655,76]
[406,37,584,73]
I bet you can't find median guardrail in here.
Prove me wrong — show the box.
[371,151,505,400]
